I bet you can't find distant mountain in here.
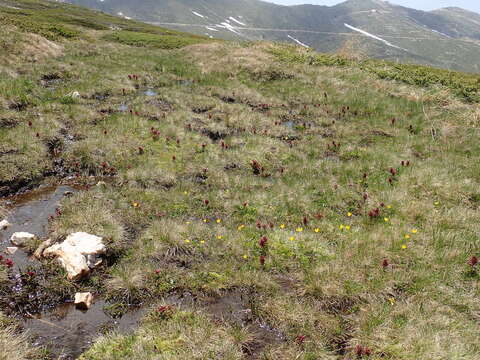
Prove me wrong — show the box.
[66,0,480,73]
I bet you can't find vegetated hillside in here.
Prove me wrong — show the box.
[66,0,480,73]
[1,0,480,359]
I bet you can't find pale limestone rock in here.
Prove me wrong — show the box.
[0,219,11,230]
[5,247,18,255]
[34,239,53,259]
[10,232,36,247]
[43,232,105,280]
[74,292,93,310]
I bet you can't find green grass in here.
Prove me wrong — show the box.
[271,45,480,102]
[0,1,480,359]
[104,31,209,49]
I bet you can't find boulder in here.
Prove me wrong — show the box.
[74,292,93,310]
[10,232,36,247]
[43,232,105,280]
[5,247,18,255]
[0,219,11,230]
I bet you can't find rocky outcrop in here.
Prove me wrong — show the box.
[10,232,36,247]
[43,232,106,280]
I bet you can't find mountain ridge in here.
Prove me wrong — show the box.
[65,0,480,73]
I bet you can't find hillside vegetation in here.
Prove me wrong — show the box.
[0,1,479,360]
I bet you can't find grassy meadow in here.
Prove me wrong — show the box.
[0,1,479,359]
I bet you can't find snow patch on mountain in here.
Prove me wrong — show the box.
[344,23,406,51]
[287,35,310,48]
[192,11,205,18]
[229,17,246,26]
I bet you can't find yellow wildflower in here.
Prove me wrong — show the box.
[185,239,191,243]
[296,227,303,232]
[387,205,392,209]
[401,244,407,249]
[345,225,351,231]
[384,217,389,222]
[280,224,286,229]
[404,234,410,239]
[388,297,396,305]
[217,235,223,240]
[216,219,221,224]
[237,224,245,230]
[132,202,140,208]
[243,254,248,260]
[200,240,205,244]
[411,229,418,234]
[289,236,295,241]
[347,212,353,217]
[339,225,344,230]
[314,228,320,233]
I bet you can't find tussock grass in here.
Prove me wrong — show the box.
[0,314,38,360]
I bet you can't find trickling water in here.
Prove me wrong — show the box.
[23,300,145,360]
[0,186,74,272]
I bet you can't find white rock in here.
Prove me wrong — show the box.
[10,232,36,247]
[70,91,80,98]
[5,247,18,255]
[74,292,93,310]
[0,219,11,230]
[43,232,105,280]
[34,239,53,259]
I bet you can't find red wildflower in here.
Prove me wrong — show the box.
[259,255,266,266]
[296,335,306,344]
[468,256,478,267]
[259,236,268,248]
[5,259,14,268]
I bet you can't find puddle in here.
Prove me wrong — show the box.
[0,186,75,272]
[117,104,128,112]
[24,300,145,360]
[143,89,157,97]
[177,79,193,86]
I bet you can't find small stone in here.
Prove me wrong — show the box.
[74,292,93,310]
[0,219,11,230]
[70,91,80,99]
[5,247,18,255]
[10,232,36,247]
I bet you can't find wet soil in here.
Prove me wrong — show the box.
[24,300,145,360]
[201,291,285,358]
[167,289,285,359]
[0,184,146,359]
